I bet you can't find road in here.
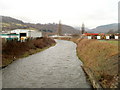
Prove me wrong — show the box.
[2,40,91,88]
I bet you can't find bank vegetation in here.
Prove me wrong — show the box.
[1,37,56,68]
[54,37,119,88]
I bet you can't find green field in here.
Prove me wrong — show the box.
[99,40,119,46]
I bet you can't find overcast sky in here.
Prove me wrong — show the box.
[0,0,119,29]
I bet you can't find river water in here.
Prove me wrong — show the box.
[2,40,91,88]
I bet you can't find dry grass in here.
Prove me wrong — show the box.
[1,37,56,67]
[76,39,119,88]
[55,37,119,88]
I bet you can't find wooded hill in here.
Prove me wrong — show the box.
[0,16,80,35]
[90,23,118,33]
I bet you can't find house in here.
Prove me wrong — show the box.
[83,33,99,39]
[115,36,118,39]
[82,33,119,40]
[106,35,110,39]
[97,36,101,39]
[88,36,92,39]
[114,33,119,39]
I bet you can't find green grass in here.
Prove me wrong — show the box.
[99,40,119,46]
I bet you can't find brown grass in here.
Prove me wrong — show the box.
[76,39,119,88]
[55,37,119,88]
[2,37,56,67]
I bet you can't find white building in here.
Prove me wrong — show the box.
[88,36,92,39]
[115,36,119,39]
[10,29,42,39]
[106,36,110,39]
[0,34,19,39]
[97,36,101,39]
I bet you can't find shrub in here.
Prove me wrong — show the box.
[2,37,56,67]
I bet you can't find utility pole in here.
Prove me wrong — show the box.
[58,20,62,36]
[81,23,85,34]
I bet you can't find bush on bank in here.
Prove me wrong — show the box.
[2,37,56,68]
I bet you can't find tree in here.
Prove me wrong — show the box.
[58,20,62,36]
[81,23,85,34]
[107,29,114,34]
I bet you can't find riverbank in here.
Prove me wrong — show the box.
[1,37,56,68]
[76,39,118,88]
[2,39,91,88]
[54,37,119,88]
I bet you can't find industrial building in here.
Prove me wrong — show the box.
[0,29,42,41]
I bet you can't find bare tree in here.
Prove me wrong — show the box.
[58,20,62,36]
[107,29,114,34]
[81,23,85,34]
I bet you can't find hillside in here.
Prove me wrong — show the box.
[26,23,80,34]
[74,26,91,33]
[0,16,28,31]
[1,16,24,24]
[90,23,118,33]
[74,23,118,33]
[0,16,80,34]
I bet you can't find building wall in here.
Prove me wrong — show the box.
[0,34,19,39]
[28,31,42,38]
[10,29,42,38]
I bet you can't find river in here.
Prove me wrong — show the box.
[2,40,91,88]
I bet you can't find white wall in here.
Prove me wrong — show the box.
[88,36,92,39]
[10,29,29,34]
[11,29,42,38]
[106,36,110,39]
[115,36,118,39]
[97,36,101,39]
[28,31,42,38]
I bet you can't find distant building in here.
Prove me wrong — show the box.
[0,33,19,40]
[106,36,110,39]
[115,36,119,39]
[84,33,99,36]
[83,33,102,39]
[10,29,42,39]
[97,36,101,39]
[0,29,42,41]
[88,36,92,39]
[82,32,119,40]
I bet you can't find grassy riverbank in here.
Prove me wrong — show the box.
[1,37,56,68]
[54,37,119,88]
[76,39,119,88]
